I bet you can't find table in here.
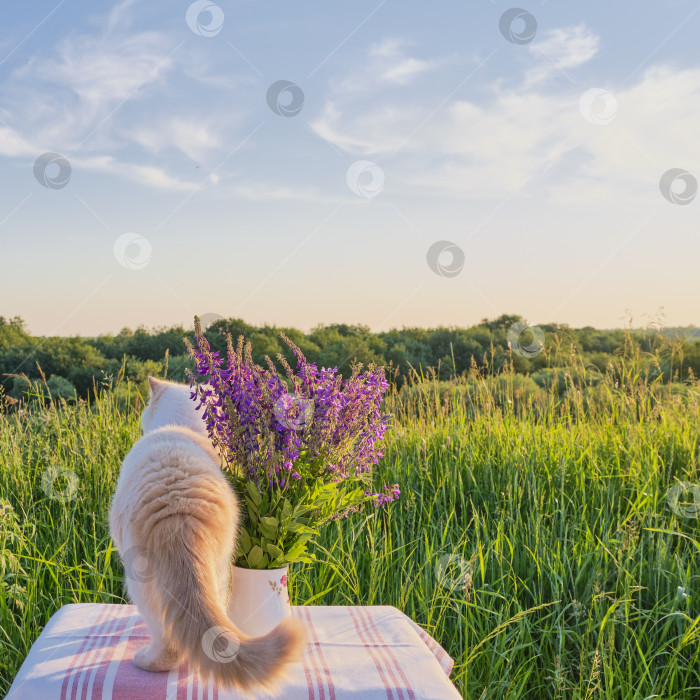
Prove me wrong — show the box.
[6,604,461,699]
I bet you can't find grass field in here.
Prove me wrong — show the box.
[1,357,699,698]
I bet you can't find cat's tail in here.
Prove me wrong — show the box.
[154,536,306,692]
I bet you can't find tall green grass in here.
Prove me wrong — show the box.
[1,360,699,698]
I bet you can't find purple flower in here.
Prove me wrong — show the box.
[184,321,397,511]
[365,484,401,508]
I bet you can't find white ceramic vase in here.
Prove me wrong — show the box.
[226,565,291,637]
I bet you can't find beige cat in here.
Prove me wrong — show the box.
[109,377,305,692]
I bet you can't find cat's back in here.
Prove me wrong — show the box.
[111,425,236,542]
[128,425,219,469]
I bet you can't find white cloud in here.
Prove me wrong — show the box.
[0,125,33,157]
[0,1,248,191]
[311,31,700,204]
[9,29,178,151]
[42,32,174,110]
[370,39,441,85]
[329,38,443,97]
[0,29,202,190]
[76,155,199,191]
[526,24,600,85]
[106,0,142,31]
[130,117,225,162]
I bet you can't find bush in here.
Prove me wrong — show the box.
[46,376,76,402]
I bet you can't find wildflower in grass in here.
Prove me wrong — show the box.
[364,484,400,507]
[185,317,396,568]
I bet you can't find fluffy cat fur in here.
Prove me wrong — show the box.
[109,377,306,692]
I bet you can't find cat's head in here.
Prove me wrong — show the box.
[141,377,208,436]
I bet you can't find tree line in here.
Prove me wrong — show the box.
[1,314,698,405]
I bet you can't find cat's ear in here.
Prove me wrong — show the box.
[148,376,161,394]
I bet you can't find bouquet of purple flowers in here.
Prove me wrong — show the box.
[184,317,399,569]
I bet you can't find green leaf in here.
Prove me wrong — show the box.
[287,520,316,535]
[238,528,252,555]
[281,498,293,523]
[267,543,284,559]
[246,481,261,507]
[285,539,307,560]
[246,504,258,526]
[293,503,315,517]
[247,545,263,568]
[259,516,279,539]
[260,524,277,540]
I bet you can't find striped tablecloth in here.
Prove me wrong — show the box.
[6,604,461,699]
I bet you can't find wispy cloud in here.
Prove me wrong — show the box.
[371,38,442,85]
[311,28,700,203]
[0,1,250,192]
[130,117,227,162]
[526,24,600,85]
[9,29,179,152]
[75,155,199,191]
[311,38,452,153]
[329,38,444,96]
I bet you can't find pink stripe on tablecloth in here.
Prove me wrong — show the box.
[406,620,439,660]
[419,630,446,667]
[355,608,407,700]
[300,609,325,700]
[88,611,132,699]
[106,617,170,700]
[76,609,126,700]
[302,607,336,700]
[173,655,216,700]
[71,609,120,700]
[348,607,394,700]
[60,605,112,700]
[406,619,452,676]
[293,607,317,700]
[178,659,191,700]
[359,608,415,700]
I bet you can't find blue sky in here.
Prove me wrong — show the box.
[1,0,699,336]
